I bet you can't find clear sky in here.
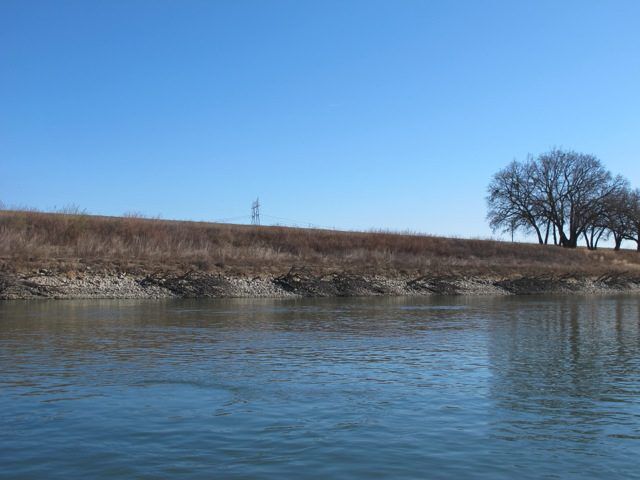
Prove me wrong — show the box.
[2,0,640,238]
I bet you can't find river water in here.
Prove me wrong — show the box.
[1,296,639,479]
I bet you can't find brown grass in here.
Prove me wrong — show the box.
[1,210,639,277]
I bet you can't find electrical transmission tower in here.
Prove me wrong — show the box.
[251,197,260,225]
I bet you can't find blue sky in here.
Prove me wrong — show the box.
[2,0,640,238]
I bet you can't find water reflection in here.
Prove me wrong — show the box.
[1,296,640,479]
[486,297,640,449]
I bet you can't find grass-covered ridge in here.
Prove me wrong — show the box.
[1,210,640,277]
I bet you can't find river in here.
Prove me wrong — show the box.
[1,296,639,479]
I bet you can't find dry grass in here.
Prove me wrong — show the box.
[1,210,639,277]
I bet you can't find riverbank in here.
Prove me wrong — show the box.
[2,268,640,299]
[2,210,640,299]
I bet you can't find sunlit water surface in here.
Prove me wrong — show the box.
[1,296,640,479]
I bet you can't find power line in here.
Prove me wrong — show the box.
[214,199,346,231]
[261,214,339,231]
[213,214,251,223]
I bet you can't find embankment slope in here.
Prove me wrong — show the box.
[2,210,640,299]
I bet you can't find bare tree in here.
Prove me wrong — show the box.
[531,148,624,248]
[599,185,634,250]
[582,213,609,250]
[487,159,547,243]
[488,148,634,249]
[530,149,568,245]
[626,189,640,252]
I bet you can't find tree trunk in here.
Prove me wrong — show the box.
[593,228,606,250]
[614,233,623,251]
[533,225,544,245]
[544,221,551,245]
[568,227,580,248]
[563,231,578,248]
[559,229,570,247]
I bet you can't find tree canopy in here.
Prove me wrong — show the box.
[487,148,639,250]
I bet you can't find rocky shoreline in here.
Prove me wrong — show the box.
[2,268,640,300]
